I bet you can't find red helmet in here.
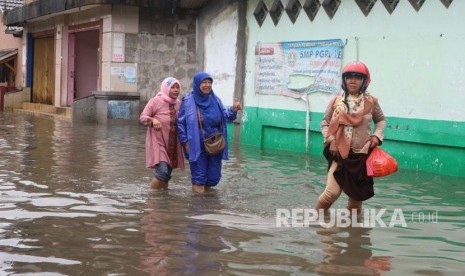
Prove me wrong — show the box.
[341,61,371,93]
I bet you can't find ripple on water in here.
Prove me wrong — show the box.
[30,197,86,207]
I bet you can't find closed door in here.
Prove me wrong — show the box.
[33,36,54,104]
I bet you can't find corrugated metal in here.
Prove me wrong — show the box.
[1,0,24,35]
[4,0,211,26]
[0,48,18,63]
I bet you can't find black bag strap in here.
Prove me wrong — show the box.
[196,106,222,140]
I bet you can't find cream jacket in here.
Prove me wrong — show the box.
[321,93,386,154]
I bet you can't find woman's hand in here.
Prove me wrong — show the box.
[150,118,162,131]
[329,140,339,157]
[369,136,380,148]
[232,98,242,112]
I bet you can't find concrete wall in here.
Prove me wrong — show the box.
[4,88,30,112]
[101,5,138,94]
[232,0,465,177]
[135,8,198,105]
[243,0,465,121]
[12,3,199,123]
[197,0,247,109]
[73,96,97,123]
[199,3,238,107]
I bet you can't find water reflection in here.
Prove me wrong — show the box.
[314,226,392,275]
[1,113,464,275]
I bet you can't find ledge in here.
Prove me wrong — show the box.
[93,91,140,100]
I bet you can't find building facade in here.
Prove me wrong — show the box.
[3,0,210,121]
[232,0,464,177]
[4,0,465,177]
[0,0,23,111]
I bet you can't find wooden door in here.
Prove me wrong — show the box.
[33,37,54,104]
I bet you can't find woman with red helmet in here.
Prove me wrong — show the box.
[316,61,386,213]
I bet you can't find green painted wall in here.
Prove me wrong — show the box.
[237,106,465,178]
[208,1,465,178]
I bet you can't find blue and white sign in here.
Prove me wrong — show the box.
[255,39,344,97]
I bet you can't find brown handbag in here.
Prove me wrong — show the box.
[197,108,225,155]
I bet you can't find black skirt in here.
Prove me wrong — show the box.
[323,146,374,201]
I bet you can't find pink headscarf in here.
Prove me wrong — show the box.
[157,77,181,105]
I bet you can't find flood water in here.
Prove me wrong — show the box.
[1,112,464,275]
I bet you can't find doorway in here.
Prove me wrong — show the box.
[67,30,99,106]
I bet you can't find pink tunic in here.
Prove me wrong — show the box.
[139,95,184,169]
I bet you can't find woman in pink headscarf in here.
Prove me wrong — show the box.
[140,77,184,189]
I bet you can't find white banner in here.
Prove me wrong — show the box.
[255,39,344,98]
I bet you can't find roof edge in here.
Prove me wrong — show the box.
[3,0,208,26]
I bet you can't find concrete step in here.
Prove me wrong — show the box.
[14,102,72,120]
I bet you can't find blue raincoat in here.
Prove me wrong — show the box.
[177,72,237,186]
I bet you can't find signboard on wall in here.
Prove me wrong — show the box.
[255,39,344,98]
[108,101,131,119]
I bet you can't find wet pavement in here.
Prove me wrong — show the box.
[0,112,464,275]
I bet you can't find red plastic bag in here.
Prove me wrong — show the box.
[366,147,398,177]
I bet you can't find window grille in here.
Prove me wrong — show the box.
[322,0,341,19]
[439,0,453,8]
[381,0,400,14]
[269,0,285,26]
[285,0,302,24]
[303,0,321,21]
[408,0,425,11]
[252,0,441,26]
[355,0,377,16]
[254,0,268,27]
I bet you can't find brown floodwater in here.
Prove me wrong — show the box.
[0,112,464,275]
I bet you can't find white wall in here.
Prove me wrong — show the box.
[244,0,465,121]
[203,4,238,107]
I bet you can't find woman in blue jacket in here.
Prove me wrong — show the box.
[178,72,242,193]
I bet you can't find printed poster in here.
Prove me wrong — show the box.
[124,66,136,83]
[255,39,344,98]
[112,33,125,62]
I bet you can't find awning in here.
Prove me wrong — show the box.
[5,26,23,37]
[0,49,18,64]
